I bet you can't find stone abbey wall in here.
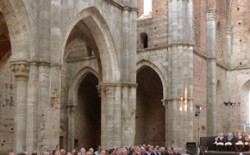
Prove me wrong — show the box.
[0,58,15,153]
[0,0,250,154]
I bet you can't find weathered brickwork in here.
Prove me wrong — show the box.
[228,0,250,132]
[193,54,207,137]
[137,0,168,49]
[231,0,250,68]
[216,66,229,132]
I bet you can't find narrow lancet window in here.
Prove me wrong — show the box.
[143,0,152,15]
[140,33,148,49]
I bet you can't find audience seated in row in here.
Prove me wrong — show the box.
[9,144,184,155]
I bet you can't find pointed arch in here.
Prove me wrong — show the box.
[68,66,99,107]
[137,59,167,99]
[0,0,31,60]
[62,7,120,82]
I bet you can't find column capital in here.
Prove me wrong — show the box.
[97,84,117,100]
[11,61,30,80]
[206,8,217,21]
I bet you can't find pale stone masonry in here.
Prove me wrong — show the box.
[206,8,217,137]
[0,0,250,154]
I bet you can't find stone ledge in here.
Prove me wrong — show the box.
[104,0,138,12]
[98,82,138,88]
[137,43,194,53]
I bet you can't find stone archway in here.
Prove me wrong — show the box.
[0,0,30,60]
[135,66,165,146]
[75,72,101,150]
[0,0,31,154]
[61,7,120,82]
[0,9,14,155]
[62,7,122,150]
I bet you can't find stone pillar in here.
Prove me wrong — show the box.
[121,7,130,79]
[162,99,168,146]
[120,5,137,82]
[48,64,61,150]
[98,83,122,149]
[120,4,137,147]
[226,27,232,130]
[186,45,194,142]
[26,62,39,153]
[121,84,137,147]
[50,0,62,151]
[100,84,122,148]
[36,62,61,153]
[37,62,51,153]
[67,104,76,151]
[11,61,30,153]
[226,28,232,68]
[166,43,194,148]
[206,8,217,136]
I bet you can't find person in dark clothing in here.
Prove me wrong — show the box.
[160,147,167,155]
[225,132,233,152]
[217,132,226,151]
[235,132,245,152]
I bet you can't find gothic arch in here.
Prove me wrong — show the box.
[0,0,31,60]
[62,7,120,82]
[137,59,167,99]
[68,66,99,107]
[136,59,166,145]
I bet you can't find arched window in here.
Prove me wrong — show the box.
[143,0,152,15]
[140,33,148,49]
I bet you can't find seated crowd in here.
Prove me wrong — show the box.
[214,132,250,152]
[9,145,184,155]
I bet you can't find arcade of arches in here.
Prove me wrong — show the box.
[0,0,250,154]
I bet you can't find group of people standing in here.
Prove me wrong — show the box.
[214,132,250,152]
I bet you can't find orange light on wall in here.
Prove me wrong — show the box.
[179,86,189,112]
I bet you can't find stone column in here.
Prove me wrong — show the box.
[67,104,76,151]
[226,27,232,130]
[121,84,137,147]
[37,62,51,153]
[11,61,30,153]
[120,4,137,147]
[166,43,194,148]
[50,0,62,151]
[26,62,39,153]
[226,27,232,68]
[206,8,217,136]
[186,45,194,142]
[162,99,168,146]
[98,83,122,149]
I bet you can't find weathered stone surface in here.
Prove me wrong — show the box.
[0,0,249,154]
